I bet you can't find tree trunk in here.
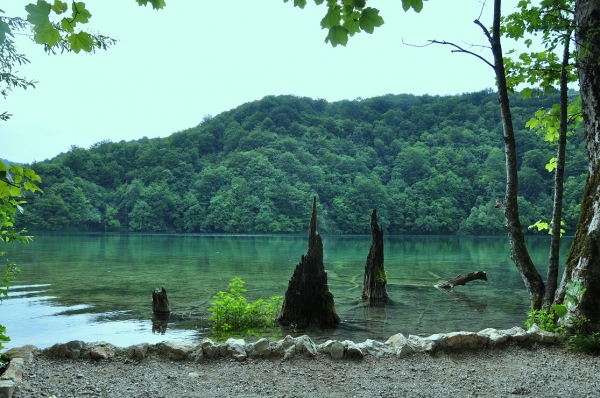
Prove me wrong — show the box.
[483,0,545,309]
[361,209,388,301]
[556,0,600,327]
[278,197,340,328]
[544,31,571,308]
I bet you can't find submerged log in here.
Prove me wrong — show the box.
[278,197,340,329]
[361,209,389,301]
[152,287,171,314]
[434,271,488,289]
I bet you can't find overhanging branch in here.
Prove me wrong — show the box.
[427,39,495,70]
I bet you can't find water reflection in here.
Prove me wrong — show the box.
[152,313,170,334]
[361,300,387,341]
[436,288,488,313]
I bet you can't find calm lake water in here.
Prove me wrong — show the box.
[2,233,571,349]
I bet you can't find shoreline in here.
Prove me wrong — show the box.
[3,338,600,397]
[2,325,591,398]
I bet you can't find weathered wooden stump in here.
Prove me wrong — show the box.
[361,209,389,301]
[278,197,340,328]
[152,287,171,314]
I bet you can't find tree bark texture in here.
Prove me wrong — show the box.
[152,287,171,314]
[361,209,388,301]
[435,271,488,289]
[277,197,340,328]
[557,0,600,326]
[484,0,545,309]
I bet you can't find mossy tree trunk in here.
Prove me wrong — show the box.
[277,197,340,328]
[555,0,600,328]
[361,209,388,301]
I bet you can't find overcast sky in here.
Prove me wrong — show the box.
[2,0,526,164]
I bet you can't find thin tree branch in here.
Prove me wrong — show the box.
[427,39,495,70]
[474,19,493,46]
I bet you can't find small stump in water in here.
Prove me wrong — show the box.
[152,287,171,314]
[278,197,340,329]
[361,209,388,302]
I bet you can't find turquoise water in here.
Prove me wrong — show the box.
[2,233,570,349]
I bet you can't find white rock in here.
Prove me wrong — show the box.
[226,338,247,361]
[425,333,448,348]
[156,341,194,361]
[527,324,561,343]
[386,333,413,358]
[356,339,392,357]
[272,335,296,360]
[501,326,529,342]
[253,338,272,357]
[294,335,317,357]
[0,380,15,398]
[478,328,509,345]
[444,331,489,349]
[201,339,220,358]
[407,335,436,352]
[344,340,364,358]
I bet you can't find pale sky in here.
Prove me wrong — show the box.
[2,0,526,164]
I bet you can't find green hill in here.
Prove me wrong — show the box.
[16,90,586,235]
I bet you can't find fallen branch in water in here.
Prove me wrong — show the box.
[434,271,487,289]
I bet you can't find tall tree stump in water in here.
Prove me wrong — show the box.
[278,197,340,328]
[361,209,388,301]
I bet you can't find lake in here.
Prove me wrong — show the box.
[2,233,570,349]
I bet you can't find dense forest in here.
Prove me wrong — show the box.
[15,89,586,235]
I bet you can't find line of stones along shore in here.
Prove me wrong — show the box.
[5,324,559,366]
[0,325,560,398]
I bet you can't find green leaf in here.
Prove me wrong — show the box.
[68,31,94,53]
[71,2,91,24]
[294,0,308,8]
[51,0,68,14]
[325,25,348,47]
[0,20,11,45]
[551,304,567,318]
[359,7,384,34]
[26,0,51,26]
[545,157,557,172]
[321,7,341,29]
[61,17,74,33]
[136,0,166,10]
[401,0,423,12]
[9,186,21,198]
[521,87,533,99]
[33,22,60,47]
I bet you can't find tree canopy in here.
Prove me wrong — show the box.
[13,90,586,235]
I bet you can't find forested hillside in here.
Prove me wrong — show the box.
[15,90,586,235]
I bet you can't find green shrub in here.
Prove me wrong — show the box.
[208,277,283,335]
[525,280,600,355]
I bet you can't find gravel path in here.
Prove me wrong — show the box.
[12,343,600,398]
